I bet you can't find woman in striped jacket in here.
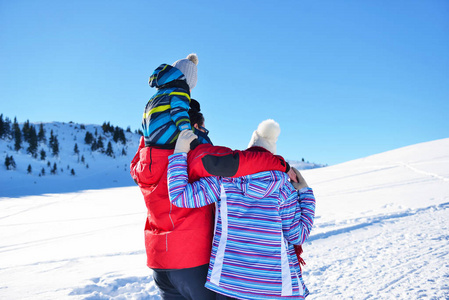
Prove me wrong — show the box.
[167,121,316,299]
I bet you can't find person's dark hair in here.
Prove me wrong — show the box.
[189,109,204,128]
[189,98,204,127]
[190,99,201,112]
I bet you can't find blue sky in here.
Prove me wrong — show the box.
[1,0,448,165]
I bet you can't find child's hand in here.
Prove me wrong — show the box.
[174,130,198,154]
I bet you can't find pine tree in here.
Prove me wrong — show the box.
[91,139,98,151]
[27,125,38,156]
[81,155,85,164]
[27,164,32,174]
[13,118,22,151]
[51,162,57,174]
[71,168,75,176]
[49,130,54,148]
[3,116,12,138]
[49,130,59,156]
[41,167,45,176]
[53,135,59,156]
[22,120,31,142]
[102,122,114,134]
[96,136,104,152]
[105,141,114,157]
[113,127,126,145]
[5,155,10,170]
[38,123,46,143]
[84,132,93,144]
[113,127,120,143]
[0,114,4,139]
[40,149,46,161]
[5,155,16,170]
[10,156,16,169]
[74,143,79,155]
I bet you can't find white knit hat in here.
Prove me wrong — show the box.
[172,53,198,90]
[247,119,281,154]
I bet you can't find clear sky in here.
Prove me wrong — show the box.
[1,0,448,165]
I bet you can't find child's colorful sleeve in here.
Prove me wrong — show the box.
[168,152,221,208]
[170,92,191,132]
[280,186,315,245]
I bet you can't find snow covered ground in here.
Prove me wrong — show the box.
[1,138,448,299]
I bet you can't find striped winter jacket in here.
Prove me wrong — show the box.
[167,153,315,299]
[142,64,192,147]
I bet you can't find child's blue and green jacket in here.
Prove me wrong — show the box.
[142,64,192,147]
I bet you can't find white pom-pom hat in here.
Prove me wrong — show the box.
[172,53,198,90]
[247,119,281,154]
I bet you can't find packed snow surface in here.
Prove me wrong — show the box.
[1,138,448,299]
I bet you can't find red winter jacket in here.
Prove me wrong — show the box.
[130,137,290,269]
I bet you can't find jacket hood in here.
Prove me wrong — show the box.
[230,171,287,200]
[149,64,186,88]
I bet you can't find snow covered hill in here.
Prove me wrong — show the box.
[0,119,323,198]
[0,120,141,197]
[0,135,448,299]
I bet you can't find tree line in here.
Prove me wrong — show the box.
[1,114,133,173]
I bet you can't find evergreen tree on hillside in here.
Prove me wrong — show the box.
[3,116,12,138]
[38,123,46,143]
[13,118,22,151]
[51,162,57,174]
[27,164,32,174]
[4,155,10,170]
[27,126,38,156]
[0,114,4,139]
[40,149,46,161]
[5,155,16,170]
[113,127,126,145]
[95,136,104,152]
[105,141,114,157]
[102,122,114,134]
[74,143,79,155]
[91,139,98,151]
[22,120,31,142]
[49,130,59,156]
[84,132,93,144]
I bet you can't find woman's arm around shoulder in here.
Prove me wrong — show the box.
[168,152,221,208]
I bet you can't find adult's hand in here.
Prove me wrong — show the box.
[174,130,198,154]
[287,168,298,183]
[290,167,309,190]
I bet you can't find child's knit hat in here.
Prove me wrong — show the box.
[172,53,198,90]
[247,119,281,154]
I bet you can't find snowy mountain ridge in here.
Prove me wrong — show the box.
[0,118,324,197]
[0,120,141,197]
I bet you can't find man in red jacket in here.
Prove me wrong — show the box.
[130,109,294,299]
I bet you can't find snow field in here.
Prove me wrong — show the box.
[1,137,448,299]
